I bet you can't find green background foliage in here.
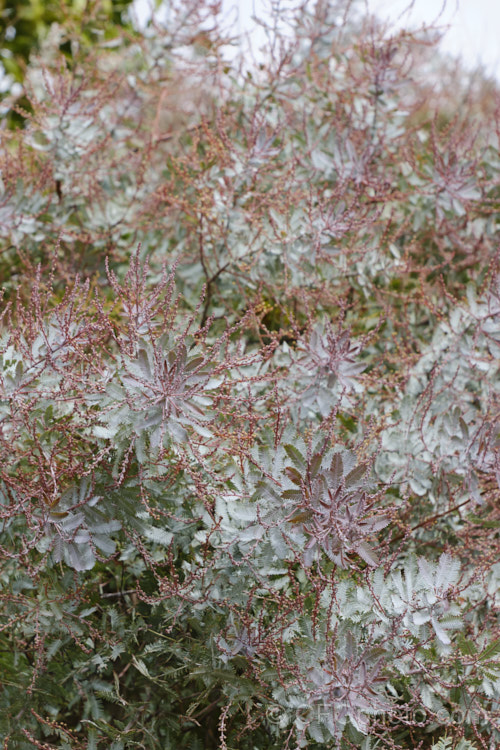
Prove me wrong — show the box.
[0,0,134,125]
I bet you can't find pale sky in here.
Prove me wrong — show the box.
[366,0,500,79]
[132,0,500,81]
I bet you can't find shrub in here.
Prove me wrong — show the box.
[0,1,499,748]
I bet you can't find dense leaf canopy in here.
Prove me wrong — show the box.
[0,1,499,748]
